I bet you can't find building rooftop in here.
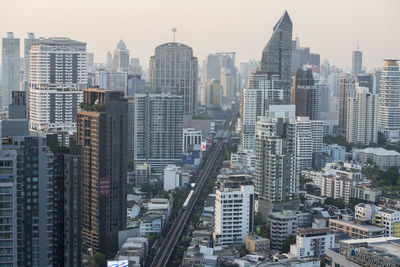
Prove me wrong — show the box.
[299,228,330,237]
[359,147,400,156]
[329,218,385,232]
[341,237,400,259]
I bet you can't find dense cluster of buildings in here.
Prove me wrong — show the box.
[1,6,400,267]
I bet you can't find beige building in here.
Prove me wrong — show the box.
[329,218,385,239]
[246,234,270,253]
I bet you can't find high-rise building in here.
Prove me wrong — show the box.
[346,86,378,145]
[261,11,292,104]
[357,74,375,93]
[149,42,198,115]
[352,50,363,75]
[113,40,130,72]
[0,150,18,266]
[292,68,318,120]
[378,60,400,142]
[77,88,127,254]
[240,71,282,150]
[133,93,183,174]
[254,105,298,202]
[28,37,87,133]
[338,74,356,136]
[291,38,320,74]
[163,165,181,191]
[46,135,82,267]
[296,117,323,171]
[23,32,39,90]
[2,32,20,110]
[213,185,254,246]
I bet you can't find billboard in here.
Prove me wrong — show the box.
[107,260,128,267]
[201,141,207,151]
[182,155,195,164]
[100,177,110,196]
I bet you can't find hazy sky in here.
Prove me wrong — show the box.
[1,0,399,71]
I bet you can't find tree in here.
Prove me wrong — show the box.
[282,235,296,253]
[90,252,107,267]
[259,223,270,238]
[325,197,345,209]
[254,212,264,226]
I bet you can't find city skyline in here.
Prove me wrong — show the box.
[1,0,400,70]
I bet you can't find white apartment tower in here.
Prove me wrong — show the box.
[28,37,87,133]
[240,71,282,150]
[254,105,298,202]
[346,86,378,145]
[378,60,400,142]
[2,32,20,110]
[214,185,255,246]
[296,117,323,171]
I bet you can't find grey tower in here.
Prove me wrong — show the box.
[352,50,363,75]
[2,32,20,110]
[149,42,198,116]
[261,11,293,104]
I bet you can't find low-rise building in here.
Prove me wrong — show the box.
[356,147,400,170]
[289,228,335,259]
[117,237,148,266]
[322,144,345,162]
[328,217,385,239]
[245,234,270,253]
[139,210,166,236]
[163,164,181,191]
[148,198,172,219]
[325,237,400,267]
[268,210,298,251]
[350,186,382,204]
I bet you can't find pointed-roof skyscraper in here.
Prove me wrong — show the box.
[261,11,293,104]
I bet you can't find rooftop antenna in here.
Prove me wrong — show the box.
[356,34,360,51]
[172,28,177,42]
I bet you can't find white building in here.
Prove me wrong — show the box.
[321,175,352,203]
[355,203,379,221]
[183,128,202,152]
[240,71,282,150]
[322,144,345,162]
[346,86,378,145]
[213,185,255,246]
[28,37,87,133]
[148,198,172,219]
[2,32,20,110]
[357,147,400,170]
[289,228,335,259]
[296,117,323,171]
[378,60,400,142]
[117,237,148,267]
[163,165,181,191]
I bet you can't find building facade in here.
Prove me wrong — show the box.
[77,88,127,254]
[28,37,87,133]
[149,42,198,115]
[2,32,20,110]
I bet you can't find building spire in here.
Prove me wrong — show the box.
[172,28,177,42]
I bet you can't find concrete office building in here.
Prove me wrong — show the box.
[213,185,255,246]
[133,93,183,174]
[338,74,356,136]
[255,105,298,202]
[77,88,127,254]
[289,228,335,259]
[2,32,20,110]
[149,42,198,116]
[28,37,87,133]
[346,86,378,145]
[378,60,400,142]
[352,50,363,76]
[268,210,298,251]
[261,11,293,104]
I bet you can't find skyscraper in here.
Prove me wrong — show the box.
[240,71,282,150]
[352,50,363,75]
[346,86,378,145]
[338,74,356,136]
[149,42,198,115]
[23,32,39,90]
[78,88,128,254]
[133,93,183,174]
[28,37,87,133]
[255,105,298,202]
[2,32,20,110]
[113,40,130,72]
[296,117,323,171]
[261,11,293,104]
[292,68,318,120]
[378,60,400,142]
